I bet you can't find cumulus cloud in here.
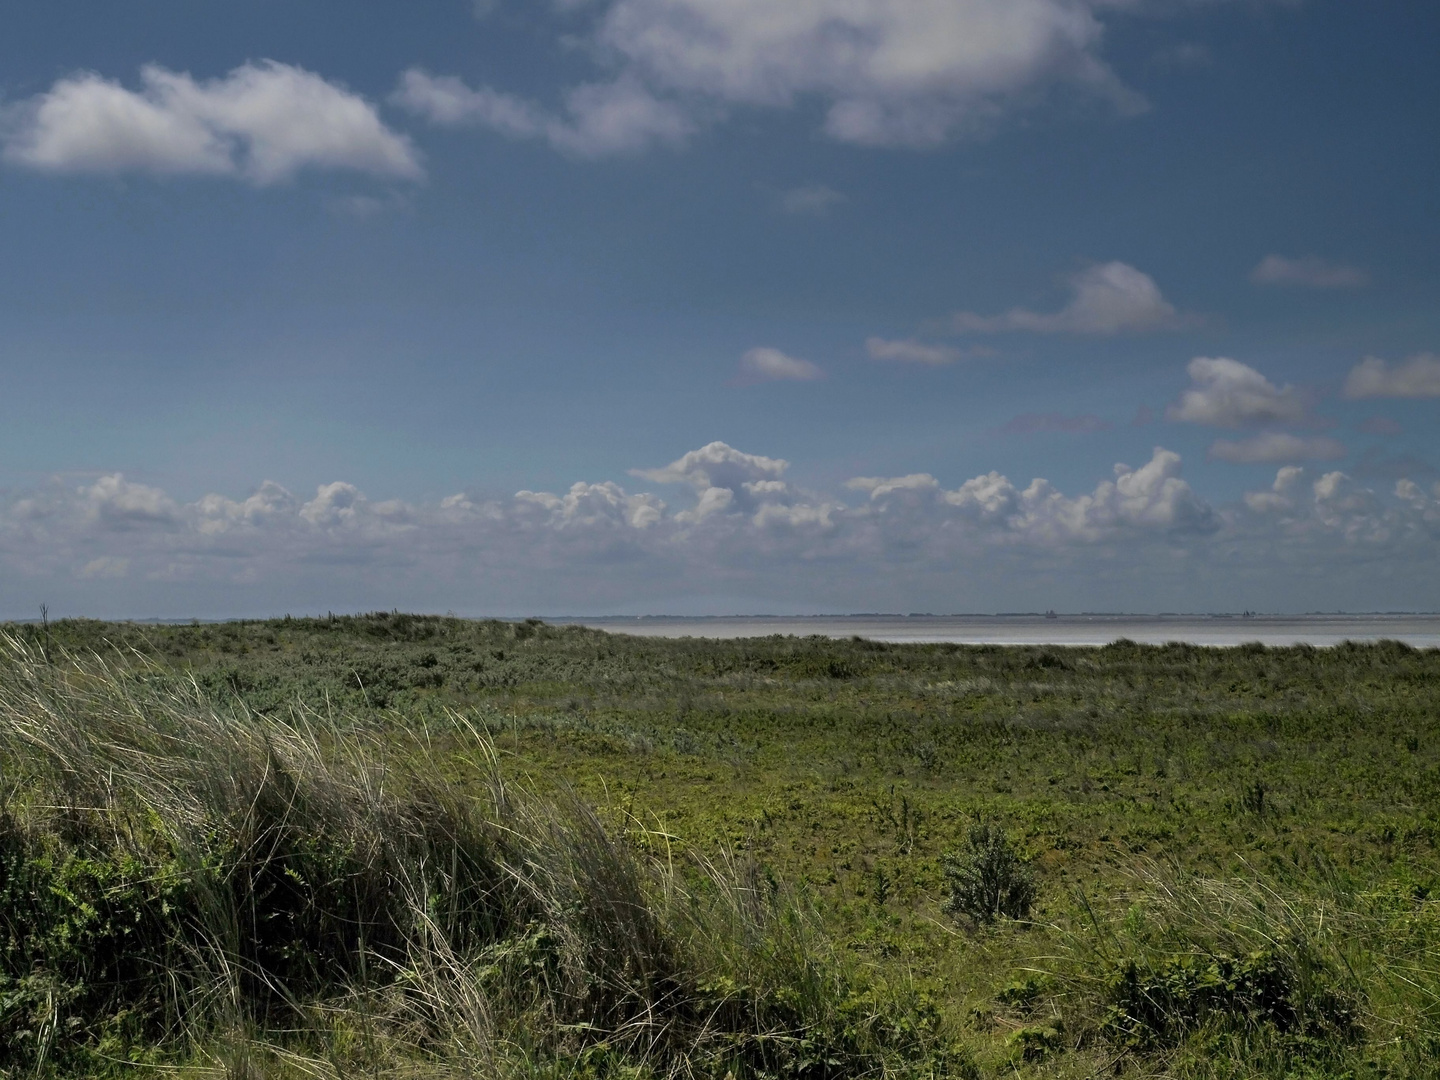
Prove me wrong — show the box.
[865,337,967,366]
[737,346,824,382]
[1242,465,1306,514]
[951,262,1188,335]
[634,441,788,490]
[81,475,182,530]
[1167,357,1308,428]
[1343,354,1440,400]
[1250,254,1367,289]
[851,446,1217,545]
[1237,466,1437,550]
[513,482,666,532]
[392,69,693,156]
[3,61,422,183]
[779,184,847,216]
[1208,433,1347,464]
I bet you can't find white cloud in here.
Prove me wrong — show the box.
[391,70,544,133]
[194,481,297,535]
[299,482,367,529]
[779,183,847,216]
[866,336,966,365]
[4,61,422,183]
[1242,465,1306,514]
[1250,254,1367,289]
[1312,470,1378,523]
[1343,354,1440,400]
[1167,357,1308,428]
[596,0,1145,147]
[1209,433,1347,464]
[514,481,666,531]
[634,441,788,490]
[393,69,693,156]
[737,346,824,382]
[1236,466,1426,548]
[82,475,181,530]
[849,447,1216,546]
[2,441,1438,615]
[395,0,1176,157]
[951,262,1187,334]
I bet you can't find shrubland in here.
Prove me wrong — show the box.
[2,613,1437,1078]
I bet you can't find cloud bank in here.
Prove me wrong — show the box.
[5,441,1438,616]
[3,62,422,183]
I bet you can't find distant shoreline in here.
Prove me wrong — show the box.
[8,611,1440,647]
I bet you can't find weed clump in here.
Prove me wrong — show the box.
[941,822,1036,925]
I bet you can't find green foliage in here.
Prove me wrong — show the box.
[1100,947,1356,1049]
[1006,1023,1064,1063]
[940,822,1036,924]
[2,614,1439,1077]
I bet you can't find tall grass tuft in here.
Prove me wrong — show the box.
[1046,861,1440,1076]
[0,634,949,1077]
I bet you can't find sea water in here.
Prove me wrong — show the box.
[561,613,1440,648]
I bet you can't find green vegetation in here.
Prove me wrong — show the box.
[2,613,1438,1078]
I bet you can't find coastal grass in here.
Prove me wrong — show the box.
[3,613,1439,1077]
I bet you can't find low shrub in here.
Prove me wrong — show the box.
[1101,947,1357,1050]
[941,822,1036,925]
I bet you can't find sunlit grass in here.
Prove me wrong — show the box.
[3,614,1438,1076]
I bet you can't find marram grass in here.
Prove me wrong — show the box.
[0,633,956,1078]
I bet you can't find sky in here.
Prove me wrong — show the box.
[0,0,1437,618]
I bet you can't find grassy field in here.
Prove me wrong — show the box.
[2,613,1438,1078]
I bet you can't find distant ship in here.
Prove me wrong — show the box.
[1045,609,1058,619]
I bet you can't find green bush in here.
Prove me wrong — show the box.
[1101,946,1359,1050]
[940,822,1036,925]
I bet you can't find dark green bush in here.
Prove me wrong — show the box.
[1101,947,1358,1050]
[941,822,1036,924]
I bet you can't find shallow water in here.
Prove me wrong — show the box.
[562,614,1440,648]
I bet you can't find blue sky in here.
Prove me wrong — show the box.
[0,0,1437,617]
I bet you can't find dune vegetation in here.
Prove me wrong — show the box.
[2,614,1438,1078]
